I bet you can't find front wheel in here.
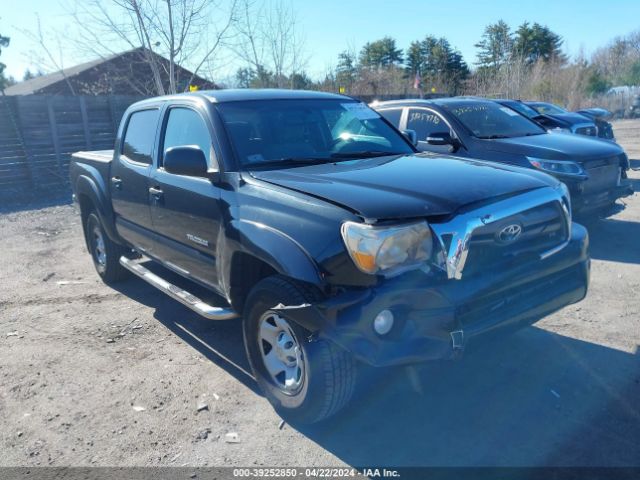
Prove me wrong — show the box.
[243,275,356,424]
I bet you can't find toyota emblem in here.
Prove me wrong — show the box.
[497,223,523,244]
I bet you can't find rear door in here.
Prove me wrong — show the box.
[111,108,160,253]
[149,105,223,289]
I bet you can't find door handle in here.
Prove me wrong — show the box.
[148,186,164,200]
[111,177,123,189]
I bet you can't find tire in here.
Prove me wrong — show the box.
[85,212,130,284]
[243,275,356,424]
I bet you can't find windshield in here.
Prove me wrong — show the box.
[442,101,546,138]
[217,99,414,168]
[502,101,541,119]
[530,102,567,115]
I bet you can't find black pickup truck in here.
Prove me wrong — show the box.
[70,89,590,423]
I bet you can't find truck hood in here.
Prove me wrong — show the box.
[486,132,624,163]
[249,154,554,220]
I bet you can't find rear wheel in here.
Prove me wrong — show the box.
[243,275,356,424]
[85,212,129,283]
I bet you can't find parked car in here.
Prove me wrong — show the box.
[372,98,633,216]
[495,99,609,140]
[629,95,640,118]
[574,107,616,140]
[525,101,617,141]
[70,89,589,423]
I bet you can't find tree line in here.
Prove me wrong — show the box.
[1,1,639,110]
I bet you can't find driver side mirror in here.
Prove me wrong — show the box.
[426,131,455,146]
[401,129,418,146]
[164,146,210,178]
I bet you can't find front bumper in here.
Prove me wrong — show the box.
[281,224,590,367]
[569,179,634,214]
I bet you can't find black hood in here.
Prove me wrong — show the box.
[575,108,612,121]
[485,132,624,163]
[546,111,594,126]
[249,154,556,220]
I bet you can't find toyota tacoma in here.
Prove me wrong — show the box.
[70,89,590,423]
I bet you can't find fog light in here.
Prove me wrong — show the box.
[373,310,394,335]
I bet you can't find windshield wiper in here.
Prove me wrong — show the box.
[476,134,511,139]
[329,151,404,159]
[244,157,333,169]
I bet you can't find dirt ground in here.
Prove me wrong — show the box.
[1,121,639,468]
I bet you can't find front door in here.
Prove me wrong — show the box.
[406,107,456,155]
[149,106,223,289]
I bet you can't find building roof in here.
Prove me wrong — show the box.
[4,48,215,96]
[4,52,123,96]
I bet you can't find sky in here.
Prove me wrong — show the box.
[1,0,640,82]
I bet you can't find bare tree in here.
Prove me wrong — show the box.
[233,0,307,88]
[53,0,238,95]
[18,15,77,94]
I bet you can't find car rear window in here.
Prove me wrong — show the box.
[122,109,160,164]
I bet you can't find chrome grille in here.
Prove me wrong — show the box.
[462,202,568,277]
[430,188,570,280]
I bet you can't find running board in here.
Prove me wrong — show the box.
[119,256,239,320]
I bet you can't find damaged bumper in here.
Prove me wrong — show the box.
[278,223,590,367]
[569,177,634,214]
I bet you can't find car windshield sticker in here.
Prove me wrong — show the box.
[341,103,380,120]
[500,107,519,116]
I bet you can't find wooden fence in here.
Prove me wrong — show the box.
[0,94,145,204]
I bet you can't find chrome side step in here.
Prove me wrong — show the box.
[119,256,239,320]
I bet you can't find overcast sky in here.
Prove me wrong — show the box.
[1,0,639,82]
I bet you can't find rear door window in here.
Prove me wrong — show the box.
[122,109,160,164]
[377,108,403,128]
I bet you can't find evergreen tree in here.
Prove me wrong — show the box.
[475,20,513,70]
[359,37,403,68]
[513,22,565,64]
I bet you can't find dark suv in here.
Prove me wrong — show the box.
[373,98,633,215]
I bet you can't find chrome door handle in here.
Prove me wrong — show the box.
[148,186,163,199]
[111,177,123,189]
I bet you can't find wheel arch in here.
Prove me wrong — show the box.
[219,220,325,313]
[74,171,121,244]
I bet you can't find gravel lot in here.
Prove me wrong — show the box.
[1,121,639,468]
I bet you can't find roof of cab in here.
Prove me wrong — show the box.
[130,89,352,108]
[371,96,498,108]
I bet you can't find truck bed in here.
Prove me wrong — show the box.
[69,150,115,201]
[71,150,114,163]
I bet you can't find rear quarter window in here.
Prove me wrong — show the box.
[122,109,160,164]
[378,108,403,128]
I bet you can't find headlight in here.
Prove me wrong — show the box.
[555,182,572,235]
[527,156,586,177]
[341,221,433,276]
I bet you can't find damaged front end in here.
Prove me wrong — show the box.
[271,187,590,367]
